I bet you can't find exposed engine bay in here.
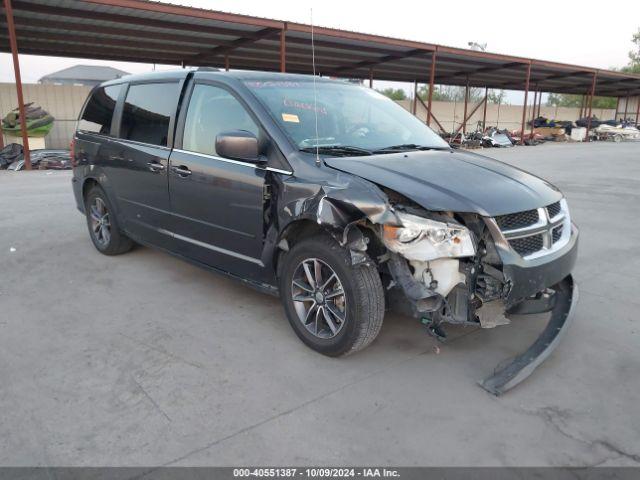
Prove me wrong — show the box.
[380,201,511,333]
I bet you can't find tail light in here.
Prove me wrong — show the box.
[70,138,76,168]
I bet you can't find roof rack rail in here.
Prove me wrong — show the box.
[196,67,220,72]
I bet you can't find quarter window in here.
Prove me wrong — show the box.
[120,82,180,146]
[183,84,259,156]
[78,84,122,135]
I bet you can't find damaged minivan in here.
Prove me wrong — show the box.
[72,69,578,394]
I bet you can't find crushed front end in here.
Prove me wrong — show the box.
[379,196,579,395]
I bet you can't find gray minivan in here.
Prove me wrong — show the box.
[72,69,578,394]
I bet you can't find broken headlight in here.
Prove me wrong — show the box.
[383,212,476,261]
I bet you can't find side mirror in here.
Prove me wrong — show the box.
[215,130,260,163]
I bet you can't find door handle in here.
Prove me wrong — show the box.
[109,154,124,161]
[171,165,192,177]
[147,161,166,173]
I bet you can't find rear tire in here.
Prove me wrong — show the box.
[279,234,385,357]
[84,185,133,256]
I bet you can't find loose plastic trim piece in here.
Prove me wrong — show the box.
[479,274,578,396]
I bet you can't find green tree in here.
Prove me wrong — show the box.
[417,85,507,104]
[487,89,507,105]
[619,29,640,73]
[548,28,638,108]
[624,28,640,72]
[417,85,482,102]
[546,93,616,109]
[377,88,407,101]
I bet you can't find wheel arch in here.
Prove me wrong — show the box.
[273,218,328,279]
[81,174,122,215]
[82,177,100,200]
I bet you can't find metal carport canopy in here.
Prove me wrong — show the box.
[2,0,640,97]
[3,0,640,169]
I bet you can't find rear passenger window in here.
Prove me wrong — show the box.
[120,82,180,147]
[183,84,259,157]
[78,84,121,135]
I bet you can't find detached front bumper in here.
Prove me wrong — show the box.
[477,222,579,395]
[479,274,578,395]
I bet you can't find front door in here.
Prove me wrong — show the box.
[168,83,267,279]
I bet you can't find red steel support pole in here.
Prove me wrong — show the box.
[482,86,488,130]
[0,118,4,149]
[452,99,486,138]
[427,50,436,127]
[585,72,598,138]
[537,90,543,118]
[416,95,446,134]
[615,97,620,120]
[462,80,469,134]
[368,68,373,88]
[530,89,538,137]
[4,0,31,169]
[412,80,417,115]
[635,96,640,124]
[519,62,531,145]
[224,55,229,71]
[623,94,629,120]
[279,25,286,73]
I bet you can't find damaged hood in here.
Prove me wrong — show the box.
[324,150,562,216]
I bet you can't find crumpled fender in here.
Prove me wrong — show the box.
[278,171,398,239]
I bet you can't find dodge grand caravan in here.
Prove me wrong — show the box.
[72,69,578,394]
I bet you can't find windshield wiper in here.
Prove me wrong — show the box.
[299,145,373,157]
[372,144,451,153]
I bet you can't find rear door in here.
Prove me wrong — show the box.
[168,81,267,278]
[109,81,181,247]
[74,83,124,198]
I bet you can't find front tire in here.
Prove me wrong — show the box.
[84,185,133,256]
[279,234,385,357]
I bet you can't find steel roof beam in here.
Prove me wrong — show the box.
[435,62,524,82]
[284,35,404,57]
[10,1,268,40]
[84,0,284,29]
[6,29,201,55]
[185,27,281,64]
[329,48,429,74]
[9,17,225,46]
[5,19,380,65]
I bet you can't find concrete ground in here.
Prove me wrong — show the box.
[0,142,639,467]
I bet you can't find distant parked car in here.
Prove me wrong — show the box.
[6,149,71,171]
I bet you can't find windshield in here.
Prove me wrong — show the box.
[244,80,449,154]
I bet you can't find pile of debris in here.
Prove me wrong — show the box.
[0,143,71,171]
[442,113,639,148]
[444,125,537,149]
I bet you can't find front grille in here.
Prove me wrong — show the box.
[495,209,539,231]
[552,225,563,243]
[493,201,568,259]
[547,201,561,218]
[509,235,544,256]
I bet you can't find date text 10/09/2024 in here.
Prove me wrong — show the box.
[233,468,401,478]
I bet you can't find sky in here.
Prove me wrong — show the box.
[1,0,639,103]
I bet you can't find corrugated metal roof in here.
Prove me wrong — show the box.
[1,0,639,97]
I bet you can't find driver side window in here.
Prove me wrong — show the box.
[183,84,259,157]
